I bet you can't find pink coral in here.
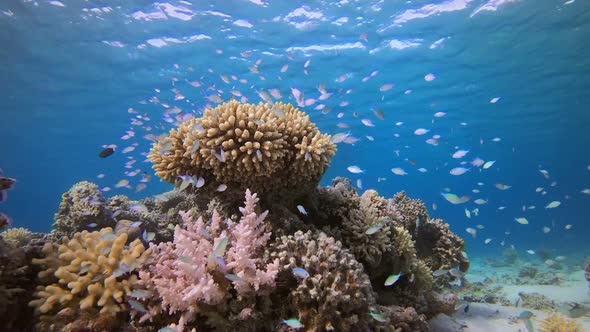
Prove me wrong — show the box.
[138,189,279,325]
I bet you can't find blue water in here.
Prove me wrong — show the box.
[1,0,589,258]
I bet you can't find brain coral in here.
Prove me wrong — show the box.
[30,228,151,316]
[148,101,336,194]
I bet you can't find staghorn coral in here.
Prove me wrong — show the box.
[538,313,584,332]
[271,230,377,332]
[1,226,33,247]
[52,181,115,237]
[30,228,151,317]
[137,189,280,330]
[148,101,336,194]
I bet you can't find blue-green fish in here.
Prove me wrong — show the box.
[282,318,303,329]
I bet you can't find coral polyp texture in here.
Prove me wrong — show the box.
[148,101,336,194]
[30,228,151,317]
[538,313,585,332]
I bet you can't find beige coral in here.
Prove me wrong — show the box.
[30,228,151,316]
[393,227,433,291]
[1,227,33,247]
[538,313,584,332]
[148,101,336,193]
[271,230,377,332]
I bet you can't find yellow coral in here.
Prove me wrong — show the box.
[30,227,151,316]
[0,227,32,247]
[539,314,584,332]
[149,101,336,193]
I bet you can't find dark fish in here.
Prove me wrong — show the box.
[463,304,470,313]
[0,169,16,203]
[99,147,115,158]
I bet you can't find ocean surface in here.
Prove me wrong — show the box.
[1,0,589,259]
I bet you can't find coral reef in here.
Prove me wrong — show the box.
[6,103,472,331]
[148,101,336,195]
[538,313,584,332]
[30,228,151,317]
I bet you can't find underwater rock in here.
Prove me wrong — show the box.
[457,281,511,306]
[517,291,557,311]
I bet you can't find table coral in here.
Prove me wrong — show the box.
[30,228,151,316]
[148,101,336,194]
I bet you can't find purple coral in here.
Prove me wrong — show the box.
[137,189,279,326]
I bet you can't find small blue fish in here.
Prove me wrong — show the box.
[296,205,308,215]
[292,267,310,280]
[365,222,385,235]
[384,274,402,286]
[130,221,142,228]
[158,328,177,332]
[87,223,98,228]
[179,256,193,264]
[225,274,242,282]
[369,311,387,323]
[128,299,147,313]
[130,289,153,299]
[282,318,303,329]
[142,230,155,242]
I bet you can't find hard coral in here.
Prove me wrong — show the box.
[148,101,336,194]
[137,189,279,330]
[271,230,377,332]
[1,226,33,247]
[52,181,114,237]
[539,313,584,332]
[30,228,151,316]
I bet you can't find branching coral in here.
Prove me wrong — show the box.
[538,313,584,332]
[148,101,336,194]
[271,230,377,332]
[52,181,114,237]
[137,189,279,329]
[30,228,151,316]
